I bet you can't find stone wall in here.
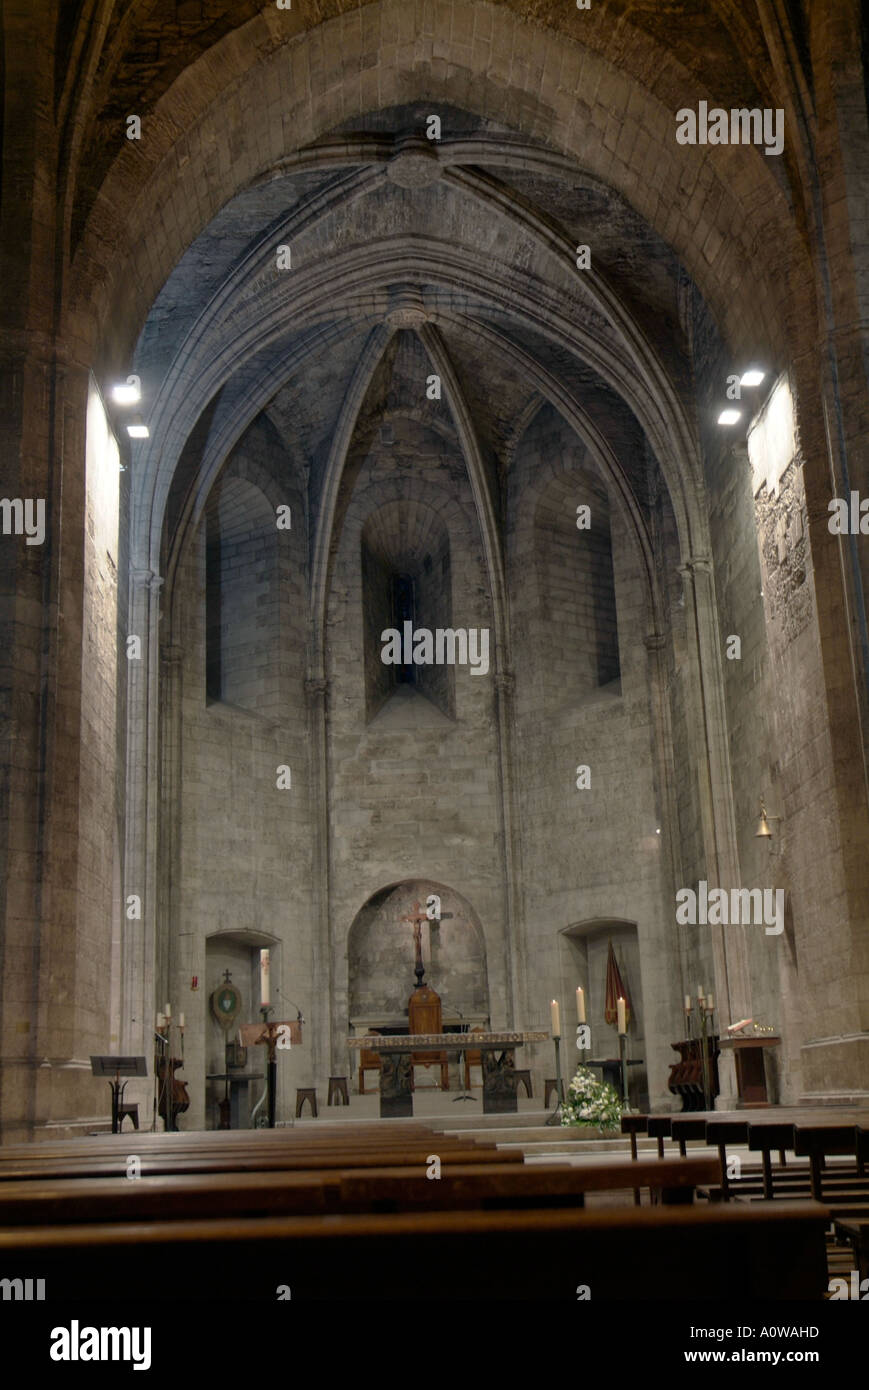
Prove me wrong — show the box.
[326,415,506,1078]
[508,406,679,1106]
[170,423,313,1128]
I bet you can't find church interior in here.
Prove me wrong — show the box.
[2,0,869,1320]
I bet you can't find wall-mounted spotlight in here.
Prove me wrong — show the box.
[718,409,742,426]
[740,369,765,388]
[112,375,141,405]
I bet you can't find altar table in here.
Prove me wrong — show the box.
[348,1032,548,1117]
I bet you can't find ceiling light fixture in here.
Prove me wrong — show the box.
[127,419,149,439]
[718,409,742,425]
[740,369,765,388]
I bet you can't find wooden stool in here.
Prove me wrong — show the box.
[514,1069,533,1099]
[118,1104,139,1131]
[544,1078,559,1108]
[295,1088,318,1118]
[328,1076,349,1106]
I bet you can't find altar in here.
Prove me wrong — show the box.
[348,1031,548,1117]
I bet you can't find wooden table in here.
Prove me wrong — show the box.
[347,1032,548,1117]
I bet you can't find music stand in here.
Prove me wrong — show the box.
[91,1056,148,1134]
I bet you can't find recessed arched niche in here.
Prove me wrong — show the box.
[347,880,489,1032]
[559,918,647,1109]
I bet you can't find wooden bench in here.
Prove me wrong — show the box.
[0,1157,721,1226]
[646,1116,672,1158]
[0,1200,830,1301]
[0,1123,519,1182]
[833,1216,869,1283]
[668,1116,708,1155]
[793,1124,861,1201]
[0,1144,523,1181]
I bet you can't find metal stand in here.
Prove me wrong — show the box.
[452,1030,475,1102]
[619,1032,629,1107]
[699,1004,713,1110]
[261,1006,277,1129]
[545,1034,566,1125]
[108,1071,128,1134]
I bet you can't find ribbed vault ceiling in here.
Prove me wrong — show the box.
[147,101,702,613]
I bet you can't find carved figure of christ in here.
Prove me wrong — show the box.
[400,901,430,988]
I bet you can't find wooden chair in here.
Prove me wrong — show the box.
[358,1031,382,1095]
[408,986,449,1090]
[463,1027,487,1089]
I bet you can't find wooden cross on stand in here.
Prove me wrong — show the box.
[400,898,453,987]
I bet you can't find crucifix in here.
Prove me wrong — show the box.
[400,897,453,986]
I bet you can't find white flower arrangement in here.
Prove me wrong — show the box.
[560,1064,623,1131]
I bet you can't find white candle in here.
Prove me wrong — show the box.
[576,987,586,1024]
[617,996,626,1035]
[178,1012,185,1029]
[164,1002,171,1019]
[684,994,692,1012]
[697,985,704,1002]
[550,999,561,1036]
[156,1012,164,1029]
[261,949,271,1007]
[706,993,714,1012]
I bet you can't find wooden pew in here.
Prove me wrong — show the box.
[0,1125,519,1181]
[0,1200,830,1301]
[619,1113,648,1160]
[793,1124,861,1201]
[0,1156,721,1226]
[646,1116,672,1158]
[668,1116,708,1155]
[833,1216,869,1283]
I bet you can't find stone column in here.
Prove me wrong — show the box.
[493,668,523,1030]
[677,557,750,1108]
[123,569,164,1064]
[306,675,330,1084]
[643,630,685,1112]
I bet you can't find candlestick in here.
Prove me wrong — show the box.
[576,987,586,1024]
[260,949,271,1008]
[545,1033,566,1127]
[619,1032,629,1108]
[699,1004,712,1109]
[617,996,626,1035]
[550,998,560,1036]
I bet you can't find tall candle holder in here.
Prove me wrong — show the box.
[618,1030,629,1108]
[261,1005,277,1129]
[698,998,713,1110]
[545,1033,566,1126]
